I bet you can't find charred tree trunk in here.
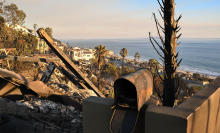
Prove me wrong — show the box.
[122,56,124,74]
[149,0,182,107]
[163,0,177,107]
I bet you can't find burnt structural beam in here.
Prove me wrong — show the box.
[0,55,60,62]
[40,62,56,83]
[37,28,105,97]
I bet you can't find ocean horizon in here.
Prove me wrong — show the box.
[61,38,220,78]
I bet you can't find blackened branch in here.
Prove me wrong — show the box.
[157,0,164,10]
[160,7,164,12]
[176,14,182,23]
[175,52,179,59]
[152,37,166,55]
[159,10,164,19]
[149,32,164,59]
[162,0,165,5]
[176,33,182,40]
[177,59,182,67]
[176,27,181,33]
[152,13,165,47]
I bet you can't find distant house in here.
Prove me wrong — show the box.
[70,46,94,61]
[83,51,93,61]
[108,50,114,55]
[9,24,33,34]
[36,37,49,54]
[71,48,83,61]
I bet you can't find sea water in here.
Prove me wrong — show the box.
[61,38,220,78]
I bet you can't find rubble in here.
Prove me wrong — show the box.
[0,59,114,132]
[0,97,83,133]
[0,28,115,132]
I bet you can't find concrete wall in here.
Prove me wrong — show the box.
[83,97,158,133]
[83,97,114,133]
[145,76,220,133]
[83,76,220,133]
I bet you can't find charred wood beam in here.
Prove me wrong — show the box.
[40,62,56,84]
[37,28,105,97]
[0,55,60,62]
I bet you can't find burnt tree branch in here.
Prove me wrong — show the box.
[149,32,164,59]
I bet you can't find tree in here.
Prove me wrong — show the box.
[33,24,37,36]
[148,59,159,74]
[134,52,140,68]
[193,73,200,81]
[0,2,26,26]
[45,27,53,38]
[0,15,6,48]
[94,44,108,90]
[149,0,182,107]
[104,63,119,80]
[11,30,38,56]
[119,48,128,74]
[0,2,26,48]
[43,27,53,54]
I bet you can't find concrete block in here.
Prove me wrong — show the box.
[145,105,187,133]
[144,76,220,133]
[83,96,114,133]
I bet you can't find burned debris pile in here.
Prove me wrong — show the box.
[0,96,83,133]
[0,61,88,132]
[0,28,110,133]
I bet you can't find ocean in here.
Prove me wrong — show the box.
[61,38,220,78]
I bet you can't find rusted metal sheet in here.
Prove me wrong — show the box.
[0,76,82,110]
[27,81,61,97]
[37,28,104,97]
[114,69,153,111]
[41,62,56,83]
[0,77,22,97]
[0,55,60,62]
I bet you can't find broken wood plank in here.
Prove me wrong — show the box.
[0,55,60,62]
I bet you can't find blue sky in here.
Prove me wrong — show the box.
[4,0,220,39]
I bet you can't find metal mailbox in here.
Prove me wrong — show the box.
[110,69,153,133]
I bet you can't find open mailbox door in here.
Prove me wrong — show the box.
[110,69,153,133]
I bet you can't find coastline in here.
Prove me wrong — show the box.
[66,38,220,78]
[110,54,217,79]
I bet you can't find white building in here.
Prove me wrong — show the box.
[108,50,114,55]
[6,24,33,34]
[83,51,93,61]
[71,46,93,61]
